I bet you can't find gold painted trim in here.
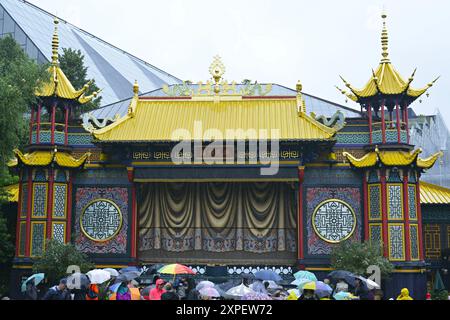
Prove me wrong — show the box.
[368,184,382,221]
[13,265,34,269]
[30,221,46,258]
[388,223,406,262]
[392,269,426,274]
[84,164,126,169]
[131,161,300,166]
[133,178,299,183]
[312,199,357,244]
[51,222,66,243]
[80,199,123,243]
[387,183,404,221]
[305,267,334,271]
[31,183,48,219]
[52,183,67,219]
[305,163,351,168]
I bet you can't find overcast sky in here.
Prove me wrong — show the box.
[28,0,449,125]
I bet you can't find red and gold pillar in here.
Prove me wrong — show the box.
[298,166,305,260]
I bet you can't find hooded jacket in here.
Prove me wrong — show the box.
[149,279,166,300]
[396,288,413,300]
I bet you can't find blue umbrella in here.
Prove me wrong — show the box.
[119,266,140,274]
[293,270,317,281]
[254,270,282,282]
[21,273,45,292]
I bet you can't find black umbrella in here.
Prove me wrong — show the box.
[140,285,154,297]
[327,270,357,284]
[115,271,141,283]
[145,264,165,275]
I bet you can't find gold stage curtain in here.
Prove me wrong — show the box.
[138,182,297,254]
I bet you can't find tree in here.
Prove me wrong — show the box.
[0,36,46,185]
[33,240,94,285]
[59,48,101,114]
[330,241,394,278]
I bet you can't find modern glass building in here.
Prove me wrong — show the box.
[0,0,181,106]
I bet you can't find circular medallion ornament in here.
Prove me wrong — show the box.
[80,199,122,242]
[312,199,356,243]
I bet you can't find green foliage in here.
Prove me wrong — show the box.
[0,36,46,184]
[0,209,14,265]
[59,48,101,114]
[431,289,449,300]
[330,241,394,278]
[32,240,94,285]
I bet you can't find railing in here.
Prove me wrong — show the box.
[371,121,408,144]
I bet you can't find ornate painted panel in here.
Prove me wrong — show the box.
[387,184,403,220]
[32,183,47,218]
[410,224,420,261]
[369,223,382,248]
[52,184,67,218]
[306,187,362,255]
[52,222,66,244]
[30,222,46,257]
[408,185,417,220]
[18,221,27,257]
[20,183,28,218]
[368,184,381,220]
[74,187,128,254]
[388,223,405,261]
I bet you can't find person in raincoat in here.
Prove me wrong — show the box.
[24,279,38,300]
[161,283,179,300]
[149,279,166,300]
[86,284,99,300]
[396,288,413,300]
[116,282,131,300]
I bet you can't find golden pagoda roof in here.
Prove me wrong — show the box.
[420,181,450,205]
[35,19,98,104]
[8,149,90,169]
[336,13,438,103]
[2,184,19,203]
[343,148,442,169]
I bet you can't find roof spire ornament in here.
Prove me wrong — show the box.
[380,11,390,63]
[209,55,225,94]
[51,18,60,66]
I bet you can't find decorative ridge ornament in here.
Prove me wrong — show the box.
[51,18,60,66]
[380,11,390,63]
[209,55,226,94]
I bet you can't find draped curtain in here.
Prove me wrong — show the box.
[138,182,297,254]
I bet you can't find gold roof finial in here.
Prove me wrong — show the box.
[133,80,139,96]
[51,18,60,66]
[209,55,225,94]
[380,11,390,63]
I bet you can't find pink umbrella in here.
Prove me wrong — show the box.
[199,287,221,298]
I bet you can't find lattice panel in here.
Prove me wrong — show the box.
[81,200,122,242]
[18,222,26,257]
[21,183,28,218]
[32,183,47,218]
[53,184,67,218]
[368,184,381,220]
[388,224,405,261]
[408,185,417,220]
[410,224,420,261]
[31,222,46,257]
[52,223,65,244]
[424,224,441,260]
[369,224,382,247]
[388,184,403,220]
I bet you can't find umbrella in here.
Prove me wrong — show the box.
[141,285,153,297]
[287,288,300,299]
[158,264,195,275]
[115,271,141,283]
[263,280,281,290]
[109,282,122,293]
[241,292,271,300]
[196,281,215,291]
[301,281,332,298]
[327,270,356,284]
[225,283,255,299]
[290,278,311,288]
[103,268,119,277]
[334,291,356,300]
[199,287,221,298]
[87,269,111,284]
[254,270,282,282]
[434,271,446,291]
[293,270,317,281]
[21,273,45,292]
[144,264,165,275]
[119,266,140,274]
[66,273,90,290]
[356,275,380,290]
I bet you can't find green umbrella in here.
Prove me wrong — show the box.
[21,273,45,292]
[434,271,446,291]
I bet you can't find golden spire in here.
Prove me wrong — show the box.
[51,18,60,66]
[133,80,139,96]
[209,55,225,94]
[380,11,390,63]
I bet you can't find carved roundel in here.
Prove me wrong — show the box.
[80,199,122,242]
[312,199,356,243]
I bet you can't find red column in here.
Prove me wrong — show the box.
[46,169,54,239]
[36,104,41,144]
[64,106,69,146]
[396,103,401,143]
[51,104,56,145]
[404,103,410,144]
[29,107,34,145]
[25,169,33,257]
[15,174,23,257]
[298,166,305,260]
[128,168,137,261]
[381,103,386,144]
[380,170,389,257]
[66,173,73,243]
[363,173,369,240]
[416,180,424,260]
[368,104,373,144]
[403,171,411,261]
